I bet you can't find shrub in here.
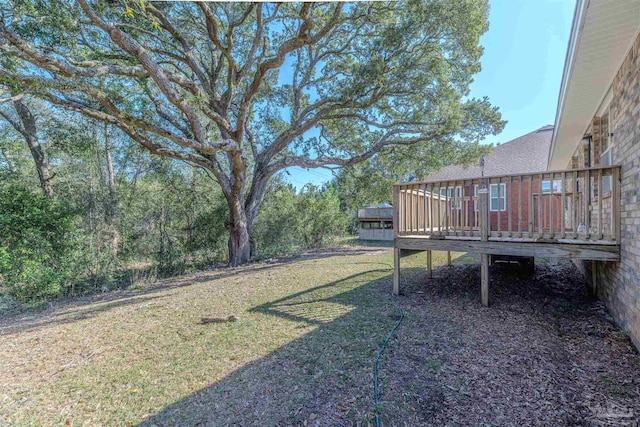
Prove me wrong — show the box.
[296,184,348,248]
[254,182,348,256]
[0,184,81,300]
[253,182,301,256]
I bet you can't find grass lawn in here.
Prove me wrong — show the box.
[1,246,639,426]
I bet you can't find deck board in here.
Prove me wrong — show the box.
[395,236,619,261]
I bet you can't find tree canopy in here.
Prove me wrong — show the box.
[0,0,504,264]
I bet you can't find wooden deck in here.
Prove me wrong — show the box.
[392,166,621,305]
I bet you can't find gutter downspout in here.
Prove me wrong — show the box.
[587,136,592,227]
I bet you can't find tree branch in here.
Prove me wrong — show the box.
[266,131,442,175]
[0,70,236,155]
[76,0,234,144]
[0,108,25,136]
[0,92,23,104]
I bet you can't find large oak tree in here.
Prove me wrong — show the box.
[0,0,503,265]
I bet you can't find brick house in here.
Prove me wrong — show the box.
[390,0,628,348]
[550,0,640,348]
[426,126,563,233]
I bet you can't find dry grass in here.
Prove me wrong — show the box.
[0,247,638,426]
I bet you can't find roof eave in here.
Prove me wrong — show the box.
[548,0,585,170]
[549,0,640,170]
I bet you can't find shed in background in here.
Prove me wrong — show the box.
[358,203,393,241]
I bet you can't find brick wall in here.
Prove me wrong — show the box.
[486,180,562,233]
[569,32,640,349]
[459,181,562,233]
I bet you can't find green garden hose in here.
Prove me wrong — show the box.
[373,302,404,427]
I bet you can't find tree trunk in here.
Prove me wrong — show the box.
[13,100,53,198]
[227,220,252,267]
[244,170,271,260]
[226,198,252,267]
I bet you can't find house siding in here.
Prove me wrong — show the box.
[568,32,640,349]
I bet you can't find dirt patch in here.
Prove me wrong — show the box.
[380,259,640,426]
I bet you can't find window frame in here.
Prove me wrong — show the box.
[452,186,462,210]
[475,184,506,211]
[440,186,462,209]
[474,185,479,211]
[601,145,613,196]
[489,183,506,212]
[541,179,562,194]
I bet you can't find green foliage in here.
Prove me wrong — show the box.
[1,0,504,203]
[335,163,395,212]
[1,106,351,301]
[253,181,300,256]
[0,183,81,300]
[114,157,229,274]
[254,180,349,257]
[0,0,506,298]
[296,184,348,248]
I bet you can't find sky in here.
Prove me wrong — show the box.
[283,0,576,189]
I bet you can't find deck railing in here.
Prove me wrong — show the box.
[393,165,621,243]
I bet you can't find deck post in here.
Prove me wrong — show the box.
[479,179,490,306]
[447,251,452,266]
[393,186,400,236]
[480,178,489,241]
[426,250,433,278]
[393,247,401,295]
[481,253,490,306]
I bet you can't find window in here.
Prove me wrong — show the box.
[360,221,393,229]
[474,185,479,211]
[600,107,613,195]
[474,184,504,211]
[440,186,462,209]
[475,184,506,211]
[452,186,462,209]
[601,146,613,194]
[542,180,562,194]
[490,183,506,211]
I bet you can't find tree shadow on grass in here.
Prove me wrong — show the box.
[132,261,517,427]
[137,258,640,427]
[136,267,417,427]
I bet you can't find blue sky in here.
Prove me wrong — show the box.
[283,0,576,188]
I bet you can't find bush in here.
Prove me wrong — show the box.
[296,184,348,248]
[253,182,300,256]
[0,184,81,300]
[254,182,348,257]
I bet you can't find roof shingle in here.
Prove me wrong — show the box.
[426,125,553,181]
